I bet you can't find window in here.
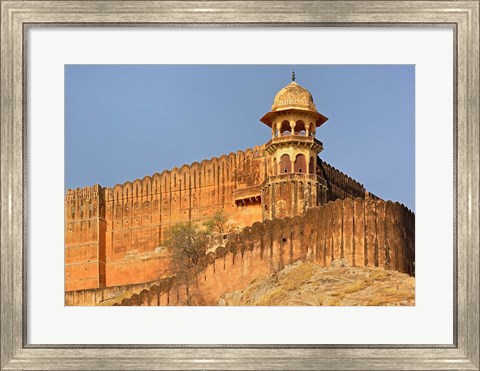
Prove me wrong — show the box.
[294,154,306,173]
[280,154,291,174]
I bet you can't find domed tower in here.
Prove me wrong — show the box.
[260,74,329,220]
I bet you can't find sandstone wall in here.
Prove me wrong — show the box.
[318,159,372,201]
[64,279,159,306]
[110,198,414,306]
[261,173,321,220]
[101,146,266,288]
[65,147,266,291]
[65,147,380,292]
[65,185,106,291]
[103,146,265,254]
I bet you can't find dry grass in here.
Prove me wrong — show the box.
[344,281,370,294]
[220,262,415,306]
[256,263,315,306]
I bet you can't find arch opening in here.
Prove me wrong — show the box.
[280,154,291,174]
[294,154,306,173]
[295,120,306,134]
[280,120,292,136]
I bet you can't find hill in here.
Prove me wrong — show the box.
[218,261,415,306]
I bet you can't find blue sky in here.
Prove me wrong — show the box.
[65,65,415,211]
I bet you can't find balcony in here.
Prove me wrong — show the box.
[234,185,262,205]
[264,135,323,154]
[263,173,327,188]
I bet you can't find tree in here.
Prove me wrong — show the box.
[164,222,208,274]
[204,210,229,235]
[163,223,208,305]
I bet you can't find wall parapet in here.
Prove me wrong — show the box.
[318,159,370,200]
[106,197,414,306]
[65,144,403,294]
[67,145,267,204]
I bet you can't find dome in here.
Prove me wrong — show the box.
[260,80,328,128]
[271,81,317,112]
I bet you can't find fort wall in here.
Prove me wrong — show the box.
[103,145,265,262]
[65,185,106,291]
[318,159,372,201]
[65,198,414,306]
[65,146,373,292]
[64,280,159,306]
[65,146,265,290]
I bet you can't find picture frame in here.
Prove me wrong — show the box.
[1,1,478,370]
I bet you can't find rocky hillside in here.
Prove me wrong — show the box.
[218,261,415,306]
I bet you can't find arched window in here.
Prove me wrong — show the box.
[280,120,291,136]
[294,154,306,173]
[295,120,306,135]
[280,154,291,174]
[309,156,315,174]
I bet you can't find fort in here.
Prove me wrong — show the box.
[65,76,415,305]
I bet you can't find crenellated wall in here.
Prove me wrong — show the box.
[65,185,106,291]
[318,159,373,201]
[64,279,159,306]
[103,145,265,260]
[65,198,414,306]
[66,147,266,290]
[65,146,380,292]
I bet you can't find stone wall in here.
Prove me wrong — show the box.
[107,198,414,306]
[65,146,375,292]
[318,159,372,201]
[64,279,159,306]
[103,145,266,255]
[64,185,106,291]
[65,146,265,290]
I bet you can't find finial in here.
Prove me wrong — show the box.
[292,69,296,82]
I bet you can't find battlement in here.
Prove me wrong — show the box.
[65,185,106,221]
[65,146,390,293]
[318,159,370,200]
[90,145,267,203]
[92,197,415,306]
[65,184,104,201]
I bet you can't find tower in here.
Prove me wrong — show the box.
[260,75,328,220]
[65,185,106,291]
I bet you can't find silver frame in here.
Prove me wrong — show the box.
[1,1,478,370]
